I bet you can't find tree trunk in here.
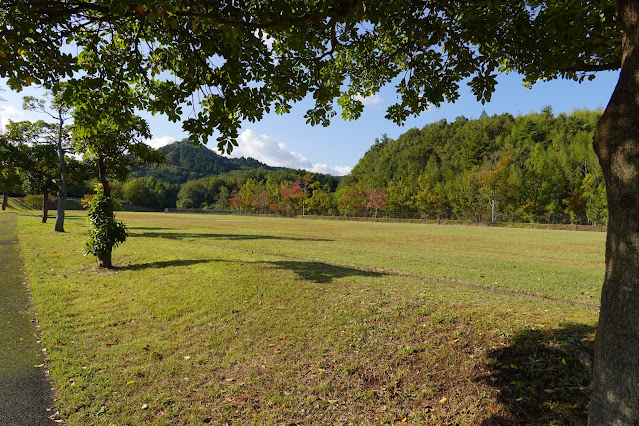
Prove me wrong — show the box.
[96,153,114,269]
[589,1,639,423]
[98,251,112,269]
[54,111,67,233]
[491,197,496,224]
[41,192,49,223]
[97,152,110,199]
[2,192,7,211]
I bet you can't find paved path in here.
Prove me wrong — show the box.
[0,214,55,425]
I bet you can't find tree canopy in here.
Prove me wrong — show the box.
[0,1,621,151]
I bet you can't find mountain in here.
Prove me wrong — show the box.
[131,139,276,183]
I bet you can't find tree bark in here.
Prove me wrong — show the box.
[54,109,67,232]
[41,192,49,223]
[2,192,7,211]
[589,0,639,423]
[97,152,111,199]
[96,153,113,268]
[98,251,112,269]
[491,196,496,224]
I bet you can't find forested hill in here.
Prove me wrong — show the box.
[346,107,605,222]
[123,108,605,223]
[131,139,276,183]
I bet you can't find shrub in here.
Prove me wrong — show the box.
[80,193,94,208]
[83,184,127,267]
[23,194,44,210]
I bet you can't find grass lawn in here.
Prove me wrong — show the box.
[10,209,603,424]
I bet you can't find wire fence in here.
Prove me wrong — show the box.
[164,208,607,232]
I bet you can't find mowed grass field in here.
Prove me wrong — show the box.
[11,210,604,424]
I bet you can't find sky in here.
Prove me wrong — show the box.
[0,70,620,176]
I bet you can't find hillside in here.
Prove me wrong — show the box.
[344,108,605,223]
[131,139,276,183]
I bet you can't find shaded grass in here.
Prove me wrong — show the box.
[2,196,40,216]
[0,196,84,217]
[15,212,600,424]
[0,214,55,424]
[0,214,43,372]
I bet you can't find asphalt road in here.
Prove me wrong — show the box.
[0,214,55,425]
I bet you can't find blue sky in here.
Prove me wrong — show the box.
[1,70,619,176]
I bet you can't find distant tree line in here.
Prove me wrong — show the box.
[129,139,280,184]
[4,108,606,225]
[195,107,606,224]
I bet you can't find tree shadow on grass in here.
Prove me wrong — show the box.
[128,226,176,231]
[477,323,595,425]
[115,259,216,271]
[266,260,387,284]
[64,216,86,222]
[114,257,380,283]
[128,231,332,242]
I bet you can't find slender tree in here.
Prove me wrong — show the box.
[0,133,25,210]
[23,93,72,231]
[476,153,512,224]
[21,142,59,223]
[73,113,165,268]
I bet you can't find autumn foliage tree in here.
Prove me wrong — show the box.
[476,153,512,224]
[412,173,448,222]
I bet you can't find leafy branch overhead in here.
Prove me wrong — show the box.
[0,1,621,152]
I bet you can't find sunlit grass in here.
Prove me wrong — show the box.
[121,212,605,305]
[14,212,602,424]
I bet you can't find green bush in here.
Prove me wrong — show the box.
[83,184,127,263]
[23,194,44,210]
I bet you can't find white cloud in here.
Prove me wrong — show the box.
[354,94,382,106]
[228,129,351,176]
[310,163,353,176]
[0,105,25,130]
[146,136,175,148]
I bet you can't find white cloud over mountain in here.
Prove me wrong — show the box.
[230,129,352,176]
[145,136,176,148]
[144,130,352,176]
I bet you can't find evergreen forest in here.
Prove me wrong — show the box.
[344,107,605,224]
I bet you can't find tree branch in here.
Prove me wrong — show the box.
[560,61,621,73]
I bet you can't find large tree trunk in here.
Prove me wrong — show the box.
[54,111,67,233]
[2,192,7,211]
[589,1,639,423]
